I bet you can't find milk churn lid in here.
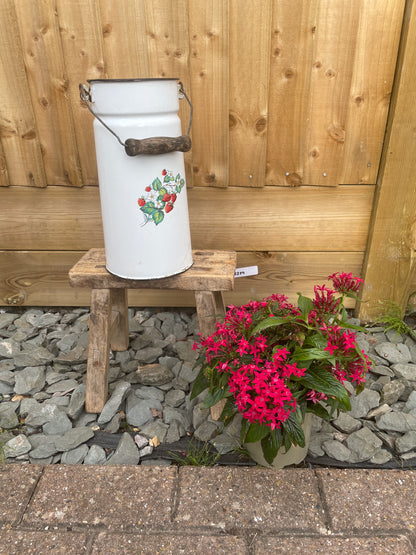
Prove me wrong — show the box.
[87,77,180,84]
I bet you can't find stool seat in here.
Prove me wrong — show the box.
[69,248,236,413]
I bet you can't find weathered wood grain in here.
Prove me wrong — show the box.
[358,1,416,320]
[0,250,363,308]
[266,0,317,186]
[86,288,111,412]
[56,0,105,185]
[0,0,46,187]
[266,0,404,187]
[0,141,9,186]
[69,249,236,291]
[98,0,149,78]
[229,0,271,187]
[188,0,229,187]
[14,0,83,187]
[340,0,405,185]
[109,289,129,351]
[0,185,374,252]
[0,1,405,189]
[143,0,193,185]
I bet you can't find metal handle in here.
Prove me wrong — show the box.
[79,82,193,156]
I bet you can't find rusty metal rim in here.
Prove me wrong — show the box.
[87,77,180,84]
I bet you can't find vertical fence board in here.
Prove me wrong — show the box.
[229,0,271,187]
[56,0,105,186]
[0,141,9,186]
[98,0,149,77]
[303,0,359,186]
[358,1,416,321]
[340,0,405,185]
[0,0,46,187]
[266,0,317,186]
[14,0,83,187]
[144,0,193,186]
[188,0,229,187]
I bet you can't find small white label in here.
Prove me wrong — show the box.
[234,265,259,278]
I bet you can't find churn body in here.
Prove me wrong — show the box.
[88,78,193,279]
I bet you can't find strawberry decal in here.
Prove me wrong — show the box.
[137,169,185,226]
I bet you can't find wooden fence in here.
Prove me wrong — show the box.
[0,0,415,320]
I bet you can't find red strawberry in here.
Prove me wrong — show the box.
[138,198,146,206]
[170,193,177,203]
[165,203,173,213]
[145,186,151,192]
[162,169,167,176]
[162,193,171,202]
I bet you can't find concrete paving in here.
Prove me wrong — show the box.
[0,465,415,554]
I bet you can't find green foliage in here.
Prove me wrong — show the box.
[374,300,416,341]
[168,438,220,466]
[192,272,368,465]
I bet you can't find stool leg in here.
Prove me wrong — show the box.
[110,289,129,351]
[195,291,217,337]
[195,290,227,421]
[213,291,226,319]
[86,288,111,413]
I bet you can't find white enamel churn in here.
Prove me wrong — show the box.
[80,78,193,279]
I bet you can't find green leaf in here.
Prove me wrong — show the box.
[176,173,181,182]
[152,210,164,225]
[252,316,292,335]
[299,368,351,411]
[201,387,227,409]
[260,428,283,464]
[240,418,249,444]
[140,202,156,215]
[190,367,209,400]
[307,403,331,420]
[220,397,238,421]
[244,422,270,444]
[157,187,167,200]
[283,433,292,452]
[292,347,332,362]
[180,178,185,186]
[297,293,314,317]
[282,411,305,447]
[338,319,367,333]
[152,177,162,190]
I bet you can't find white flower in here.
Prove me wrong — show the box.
[146,191,158,202]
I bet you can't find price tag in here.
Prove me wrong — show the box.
[234,266,259,278]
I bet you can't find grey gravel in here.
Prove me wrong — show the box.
[104,432,140,465]
[97,381,131,425]
[14,366,45,395]
[84,444,107,465]
[2,306,416,467]
[42,412,73,436]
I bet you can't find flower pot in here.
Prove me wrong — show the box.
[245,413,313,468]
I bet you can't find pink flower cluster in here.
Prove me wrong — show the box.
[197,295,305,429]
[329,272,364,294]
[196,272,369,431]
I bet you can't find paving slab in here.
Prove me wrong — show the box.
[23,465,177,530]
[174,467,325,532]
[254,534,414,554]
[317,469,416,534]
[0,530,88,554]
[91,531,248,554]
[0,464,43,525]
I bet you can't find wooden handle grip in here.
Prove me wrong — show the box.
[124,135,191,156]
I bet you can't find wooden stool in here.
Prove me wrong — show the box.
[69,248,236,413]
